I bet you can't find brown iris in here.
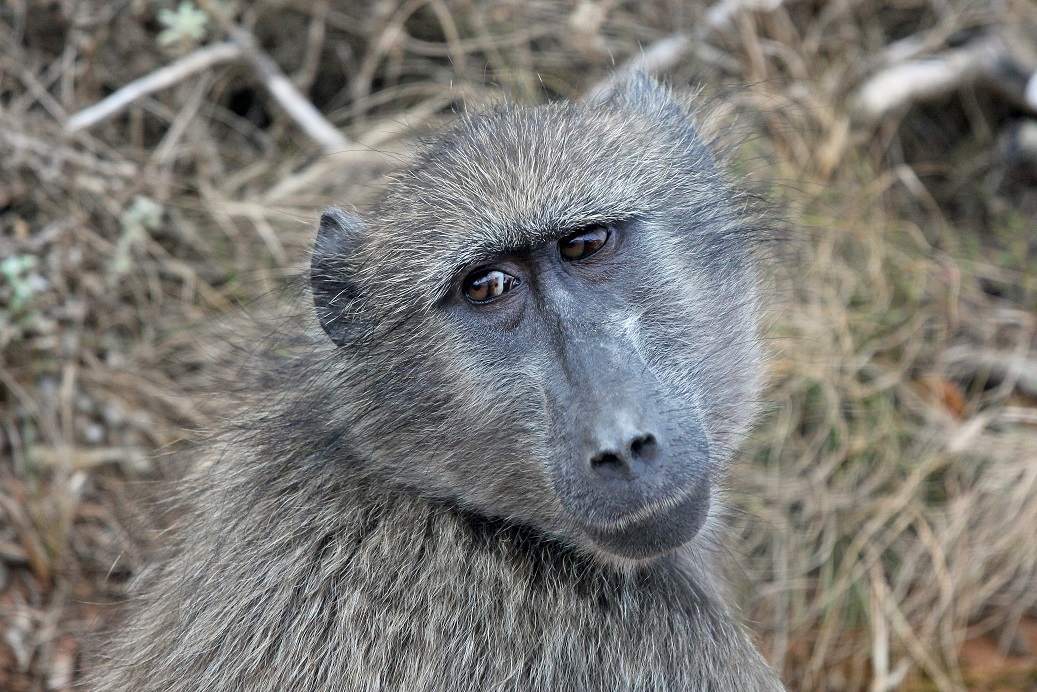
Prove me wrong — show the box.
[559,225,609,261]
[462,268,520,303]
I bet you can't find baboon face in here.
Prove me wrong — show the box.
[311,76,762,562]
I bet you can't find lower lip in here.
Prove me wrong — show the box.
[580,482,711,560]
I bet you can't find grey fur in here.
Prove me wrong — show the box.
[93,75,784,691]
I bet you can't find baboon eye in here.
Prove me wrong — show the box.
[462,268,520,303]
[559,225,609,261]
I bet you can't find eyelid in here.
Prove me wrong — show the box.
[559,224,610,260]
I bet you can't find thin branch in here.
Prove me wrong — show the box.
[64,42,243,133]
[943,345,1037,400]
[704,0,789,33]
[855,35,1037,119]
[198,0,351,153]
[31,446,150,472]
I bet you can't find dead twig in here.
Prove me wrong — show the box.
[197,0,351,154]
[943,346,1037,400]
[64,42,244,133]
[704,0,789,33]
[65,9,353,156]
[30,446,149,472]
[855,34,1037,119]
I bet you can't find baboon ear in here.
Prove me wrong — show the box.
[589,72,687,122]
[311,208,363,347]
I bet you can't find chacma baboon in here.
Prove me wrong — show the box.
[95,75,784,691]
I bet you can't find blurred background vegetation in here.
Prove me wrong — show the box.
[1,0,1036,689]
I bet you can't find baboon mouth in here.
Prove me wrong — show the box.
[578,485,710,560]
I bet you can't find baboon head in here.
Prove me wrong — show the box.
[310,75,763,563]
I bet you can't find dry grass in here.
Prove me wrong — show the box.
[1,1,1036,690]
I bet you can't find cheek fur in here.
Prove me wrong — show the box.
[425,341,559,515]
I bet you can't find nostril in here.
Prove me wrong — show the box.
[630,434,658,462]
[590,451,630,480]
[591,451,623,470]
